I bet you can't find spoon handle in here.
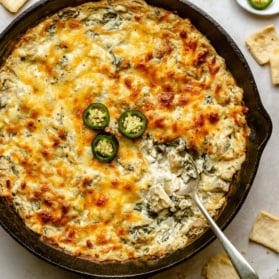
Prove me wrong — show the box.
[193,192,259,279]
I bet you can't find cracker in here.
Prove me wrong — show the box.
[202,253,239,279]
[0,0,28,13]
[270,47,279,85]
[245,24,279,65]
[249,210,279,253]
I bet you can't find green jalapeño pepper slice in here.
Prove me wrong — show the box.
[92,133,119,162]
[118,109,147,139]
[83,103,110,130]
[248,0,273,10]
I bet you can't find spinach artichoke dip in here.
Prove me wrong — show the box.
[0,0,250,262]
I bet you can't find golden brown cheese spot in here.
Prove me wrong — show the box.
[158,91,175,108]
[67,19,82,29]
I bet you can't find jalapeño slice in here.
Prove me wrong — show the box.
[83,103,110,130]
[118,109,147,139]
[248,0,273,10]
[92,133,119,162]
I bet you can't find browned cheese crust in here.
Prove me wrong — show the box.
[0,0,250,262]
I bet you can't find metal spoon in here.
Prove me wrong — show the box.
[186,175,259,279]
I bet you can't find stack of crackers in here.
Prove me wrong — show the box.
[202,210,279,278]
[246,24,279,85]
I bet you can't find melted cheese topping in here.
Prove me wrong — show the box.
[0,0,250,262]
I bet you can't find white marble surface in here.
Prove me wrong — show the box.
[0,0,278,278]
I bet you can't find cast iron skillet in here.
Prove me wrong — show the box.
[0,0,272,278]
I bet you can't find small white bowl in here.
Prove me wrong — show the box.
[236,0,279,16]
